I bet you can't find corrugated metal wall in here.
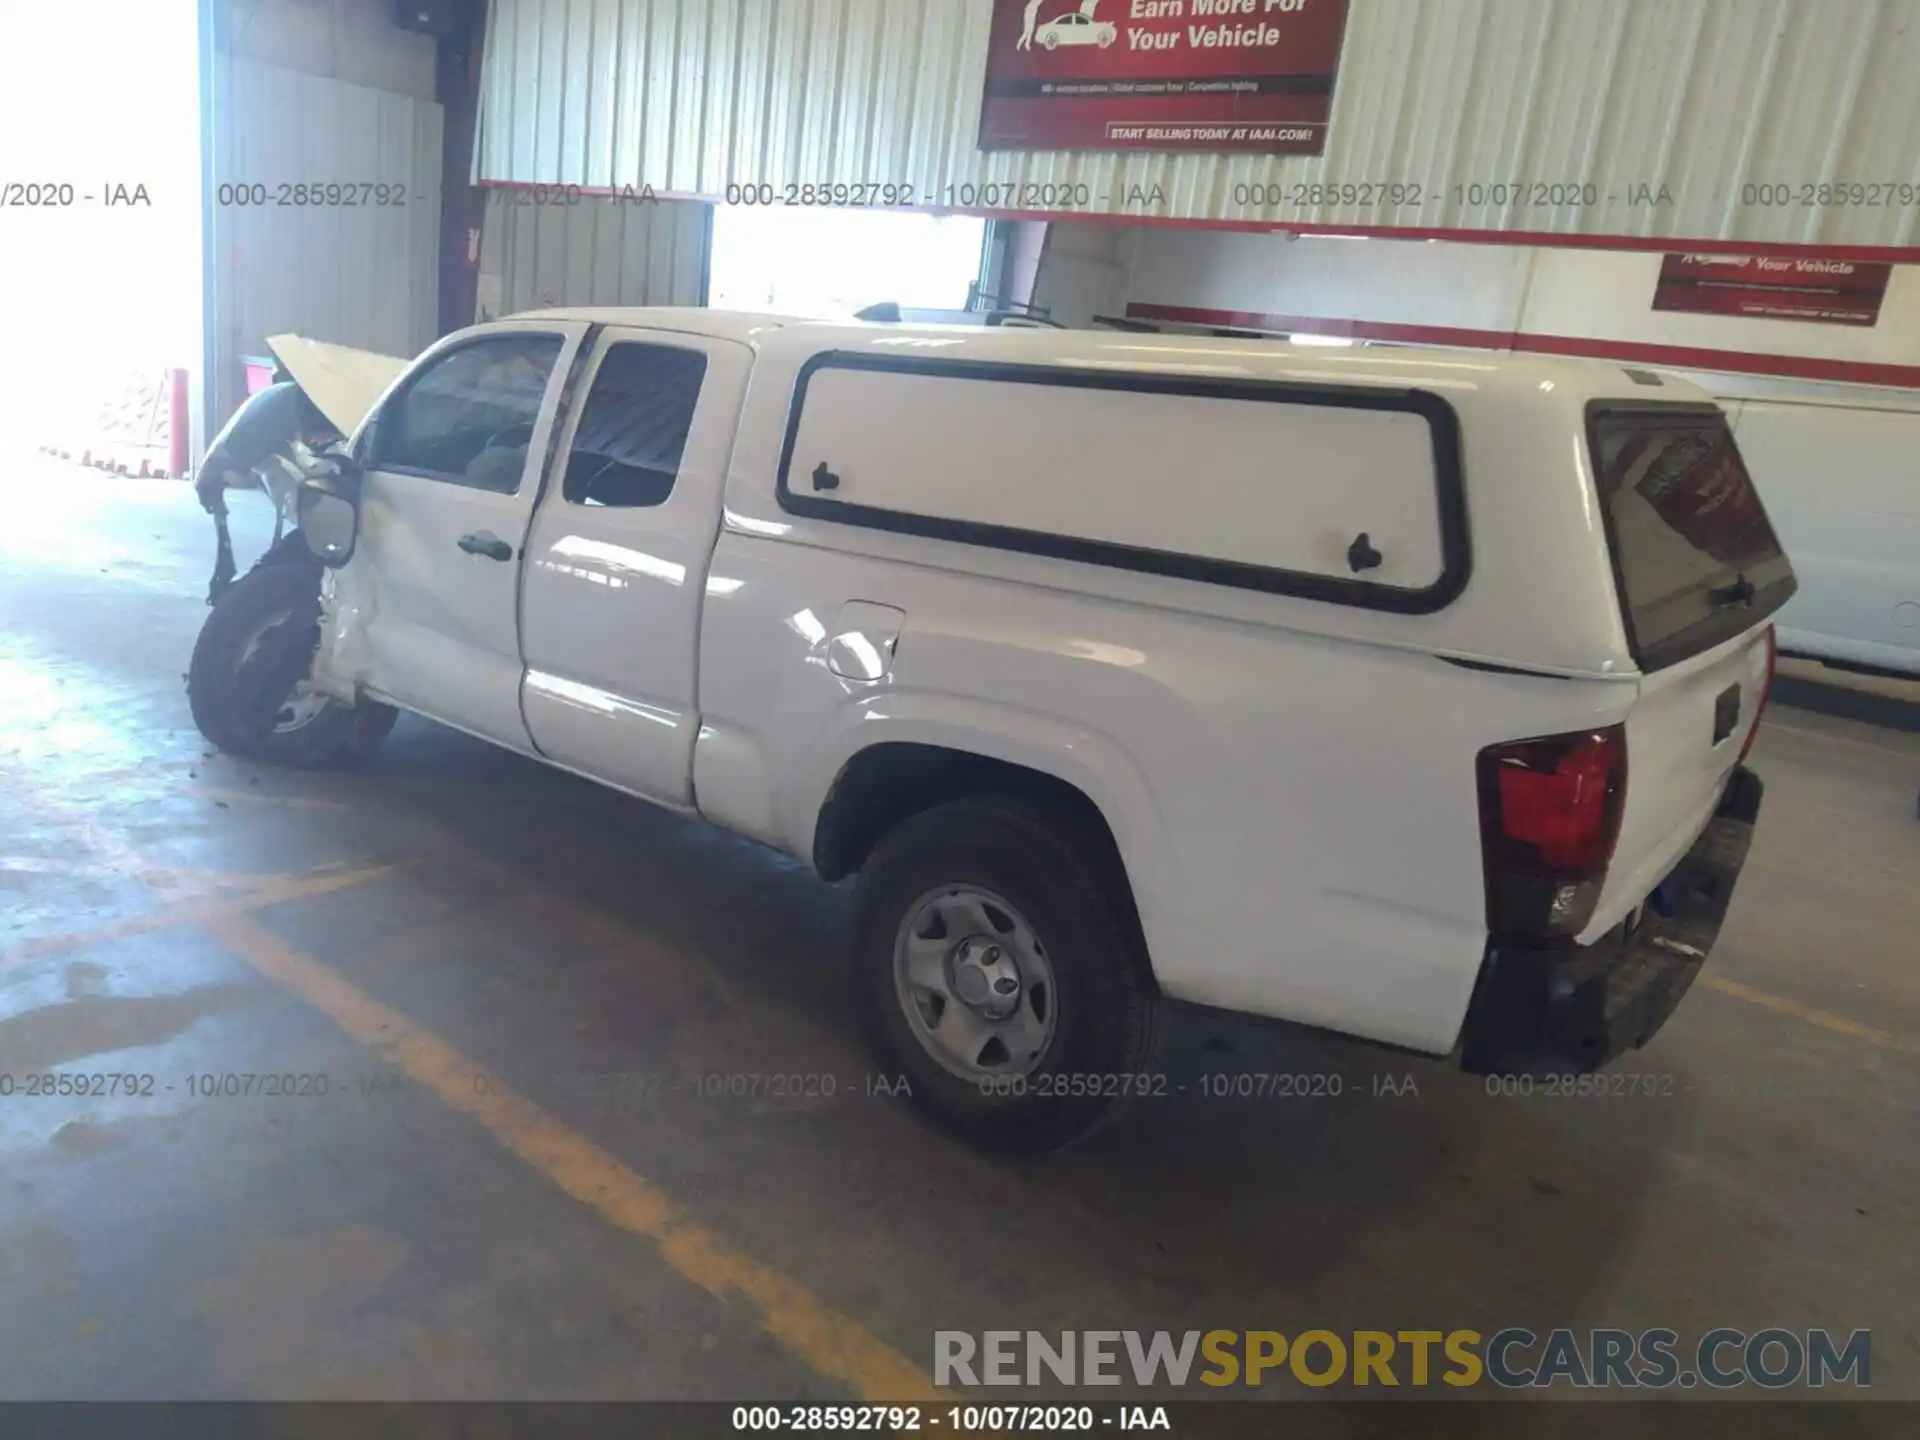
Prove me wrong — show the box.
[206,59,442,427]
[225,0,438,102]
[475,0,1920,249]
[474,194,711,319]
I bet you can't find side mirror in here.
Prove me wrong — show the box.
[297,474,360,566]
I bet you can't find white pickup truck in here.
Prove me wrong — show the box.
[188,310,1795,1152]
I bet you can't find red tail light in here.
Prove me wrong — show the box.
[1737,625,1777,766]
[1497,735,1620,869]
[1478,726,1628,939]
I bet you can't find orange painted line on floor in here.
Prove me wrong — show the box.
[1701,974,1920,1061]
[37,759,353,811]
[203,908,940,1405]
[0,856,208,882]
[11,764,934,1399]
[192,787,352,811]
[0,864,402,967]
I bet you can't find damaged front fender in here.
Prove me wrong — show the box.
[311,564,379,705]
[197,335,411,603]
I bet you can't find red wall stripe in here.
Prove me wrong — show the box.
[1124,302,1920,391]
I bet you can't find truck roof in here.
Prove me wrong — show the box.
[511,306,1713,405]
[514,307,803,345]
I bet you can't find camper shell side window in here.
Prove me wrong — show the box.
[773,352,1471,616]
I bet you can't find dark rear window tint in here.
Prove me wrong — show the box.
[563,342,708,508]
[1588,406,1796,671]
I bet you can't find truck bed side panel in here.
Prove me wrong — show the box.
[696,534,1636,1053]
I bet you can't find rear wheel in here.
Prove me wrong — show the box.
[187,562,395,767]
[853,795,1160,1155]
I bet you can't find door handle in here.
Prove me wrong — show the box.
[458,531,513,562]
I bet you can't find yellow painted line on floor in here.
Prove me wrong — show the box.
[1702,974,1920,1061]
[203,907,939,1405]
[193,786,351,811]
[0,864,402,967]
[1761,723,1920,763]
[40,761,174,790]
[30,759,353,810]
[1,856,115,877]
[0,857,286,895]
[0,856,206,882]
[17,759,938,1403]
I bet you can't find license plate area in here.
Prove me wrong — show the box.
[1712,683,1741,745]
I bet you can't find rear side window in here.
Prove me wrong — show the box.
[1589,406,1796,671]
[563,343,709,508]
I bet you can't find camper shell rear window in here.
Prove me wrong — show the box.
[1586,402,1797,672]
[774,352,1470,616]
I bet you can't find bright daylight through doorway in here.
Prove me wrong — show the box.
[708,207,988,316]
[0,0,200,460]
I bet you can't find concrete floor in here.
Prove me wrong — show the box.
[1,450,1915,1414]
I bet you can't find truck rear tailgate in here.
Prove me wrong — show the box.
[1585,402,1796,938]
[1606,627,1772,932]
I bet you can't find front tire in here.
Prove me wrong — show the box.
[853,795,1160,1155]
[187,562,395,767]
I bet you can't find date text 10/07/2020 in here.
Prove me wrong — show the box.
[0,1072,914,1102]
[730,1405,1172,1433]
[0,1070,1431,1106]
[182,178,1920,216]
[722,182,1108,209]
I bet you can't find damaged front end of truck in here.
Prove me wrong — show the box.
[186,335,408,767]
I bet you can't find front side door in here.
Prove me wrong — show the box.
[351,321,589,750]
[518,327,753,805]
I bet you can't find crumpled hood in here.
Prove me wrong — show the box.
[265,334,410,438]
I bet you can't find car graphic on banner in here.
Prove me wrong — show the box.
[1035,13,1117,50]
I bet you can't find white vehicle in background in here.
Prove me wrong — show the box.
[1038,13,1117,49]
[1720,397,1920,680]
[186,313,1793,1153]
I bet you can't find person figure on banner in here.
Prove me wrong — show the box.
[1018,0,1044,49]
[1079,0,1101,16]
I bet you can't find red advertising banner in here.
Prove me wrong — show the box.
[1626,428,1777,569]
[979,0,1351,155]
[1652,252,1892,327]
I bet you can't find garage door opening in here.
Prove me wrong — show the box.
[0,0,201,470]
[707,207,988,317]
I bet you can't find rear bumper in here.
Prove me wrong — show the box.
[1458,766,1762,1075]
